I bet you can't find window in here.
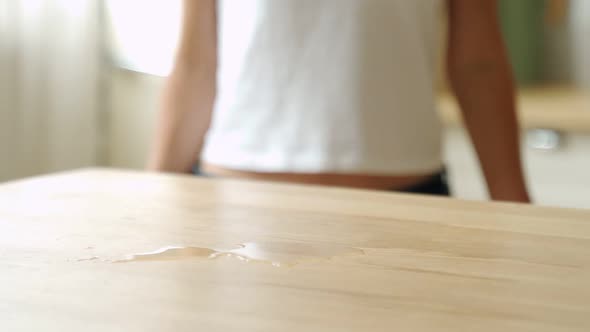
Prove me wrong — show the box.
[105,0,181,76]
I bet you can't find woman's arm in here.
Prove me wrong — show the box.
[447,0,530,202]
[147,0,218,173]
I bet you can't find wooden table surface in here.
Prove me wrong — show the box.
[2,169,590,331]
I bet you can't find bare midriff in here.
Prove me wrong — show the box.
[201,162,436,190]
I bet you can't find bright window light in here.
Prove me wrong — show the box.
[106,0,181,76]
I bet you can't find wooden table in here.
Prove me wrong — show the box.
[2,169,590,331]
[439,86,590,133]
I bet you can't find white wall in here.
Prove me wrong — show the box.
[107,69,163,169]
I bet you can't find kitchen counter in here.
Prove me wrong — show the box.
[2,169,590,331]
[439,86,590,132]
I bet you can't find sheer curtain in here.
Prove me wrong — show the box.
[0,0,103,181]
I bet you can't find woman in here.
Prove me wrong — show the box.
[149,0,529,202]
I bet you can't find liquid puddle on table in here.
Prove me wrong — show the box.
[80,242,365,267]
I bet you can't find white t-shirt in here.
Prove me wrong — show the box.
[202,0,444,175]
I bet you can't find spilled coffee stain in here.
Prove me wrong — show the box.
[104,242,365,267]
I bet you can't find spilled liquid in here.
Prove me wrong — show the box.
[92,242,365,267]
[77,256,99,262]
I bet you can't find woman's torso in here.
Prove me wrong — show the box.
[202,0,445,189]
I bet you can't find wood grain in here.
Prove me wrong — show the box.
[1,169,590,331]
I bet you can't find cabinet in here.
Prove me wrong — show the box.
[441,87,590,209]
[445,128,590,209]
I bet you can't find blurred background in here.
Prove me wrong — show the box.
[1,0,589,208]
